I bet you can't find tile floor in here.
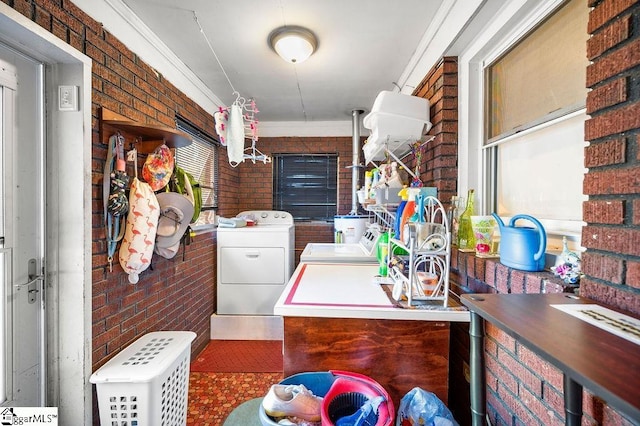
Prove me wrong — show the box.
[187,371,283,425]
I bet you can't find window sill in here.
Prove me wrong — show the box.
[191,223,216,234]
[190,210,216,235]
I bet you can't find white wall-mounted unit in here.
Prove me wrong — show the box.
[362,91,432,163]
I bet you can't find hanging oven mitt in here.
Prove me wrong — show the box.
[119,177,160,284]
[226,104,246,167]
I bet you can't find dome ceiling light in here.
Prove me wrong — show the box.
[268,26,318,64]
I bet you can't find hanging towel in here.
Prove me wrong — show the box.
[226,104,245,167]
[217,217,247,228]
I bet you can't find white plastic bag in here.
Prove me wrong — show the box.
[396,387,458,426]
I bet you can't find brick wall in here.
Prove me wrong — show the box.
[233,136,359,262]
[410,56,459,204]
[234,136,356,214]
[582,0,640,316]
[90,31,218,371]
[2,0,222,371]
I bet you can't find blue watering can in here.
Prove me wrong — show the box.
[492,213,546,272]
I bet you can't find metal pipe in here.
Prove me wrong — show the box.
[351,109,364,214]
[469,311,487,426]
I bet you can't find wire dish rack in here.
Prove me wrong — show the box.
[90,331,196,426]
[387,196,451,307]
[364,203,398,231]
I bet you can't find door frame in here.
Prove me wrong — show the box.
[0,5,92,425]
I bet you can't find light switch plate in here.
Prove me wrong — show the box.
[58,85,78,111]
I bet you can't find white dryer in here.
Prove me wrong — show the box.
[300,227,380,263]
[213,210,294,340]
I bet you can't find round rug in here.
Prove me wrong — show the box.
[223,397,264,426]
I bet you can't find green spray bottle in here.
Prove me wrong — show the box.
[377,231,389,276]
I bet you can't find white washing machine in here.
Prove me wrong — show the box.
[213,210,294,340]
[300,227,380,263]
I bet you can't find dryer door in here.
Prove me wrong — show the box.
[219,247,285,284]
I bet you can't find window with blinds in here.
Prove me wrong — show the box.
[175,117,218,224]
[273,154,338,221]
[486,0,588,141]
[481,0,588,249]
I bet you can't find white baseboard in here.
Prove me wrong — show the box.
[210,314,283,340]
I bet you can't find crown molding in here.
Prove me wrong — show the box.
[74,0,224,114]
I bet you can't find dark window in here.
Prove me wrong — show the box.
[273,154,338,221]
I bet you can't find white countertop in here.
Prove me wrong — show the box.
[274,262,470,322]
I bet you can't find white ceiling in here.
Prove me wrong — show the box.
[114,0,446,123]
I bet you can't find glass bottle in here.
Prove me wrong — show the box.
[457,189,475,250]
[448,195,461,246]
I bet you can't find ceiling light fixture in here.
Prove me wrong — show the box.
[268,26,318,64]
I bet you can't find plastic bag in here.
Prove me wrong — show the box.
[396,387,458,426]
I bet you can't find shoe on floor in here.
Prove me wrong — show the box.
[263,384,323,421]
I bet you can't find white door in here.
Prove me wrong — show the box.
[0,44,45,406]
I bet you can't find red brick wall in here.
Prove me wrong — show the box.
[2,0,222,371]
[582,0,640,315]
[91,43,218,371]
[231,136,359,263]
[234,136,356,214]
[410,57,459,204]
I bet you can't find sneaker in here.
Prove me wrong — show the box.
[262,384,323,421]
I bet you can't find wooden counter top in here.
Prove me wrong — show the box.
[461,293,640,425]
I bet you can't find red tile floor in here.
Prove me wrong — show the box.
[187,340,284,425]
[187,372,283,425]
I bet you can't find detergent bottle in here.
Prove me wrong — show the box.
[377,231,390,276]
[399,188,420,242]
[393,187,409,239]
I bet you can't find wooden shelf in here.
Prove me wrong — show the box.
[101,108,191,153]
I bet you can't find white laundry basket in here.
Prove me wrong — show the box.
[90,331,196,426]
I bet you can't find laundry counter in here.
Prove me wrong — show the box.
[273,262,470,408]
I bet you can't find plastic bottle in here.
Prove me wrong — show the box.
[448,195,460,246]
[370,169,380,199]
[409,193,425,223]
[394,187,409,239]
[364,170,373,201]
[399,188,420,242]
[377,231,389,276]
[457,189,475,250]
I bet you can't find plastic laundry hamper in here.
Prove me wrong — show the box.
[90,331,196,426]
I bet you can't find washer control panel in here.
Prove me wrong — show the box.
[237,210,294,225]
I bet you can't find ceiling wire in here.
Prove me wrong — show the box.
[278,0,309,121]
[293,66,309,121]
[192,11,236,94]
